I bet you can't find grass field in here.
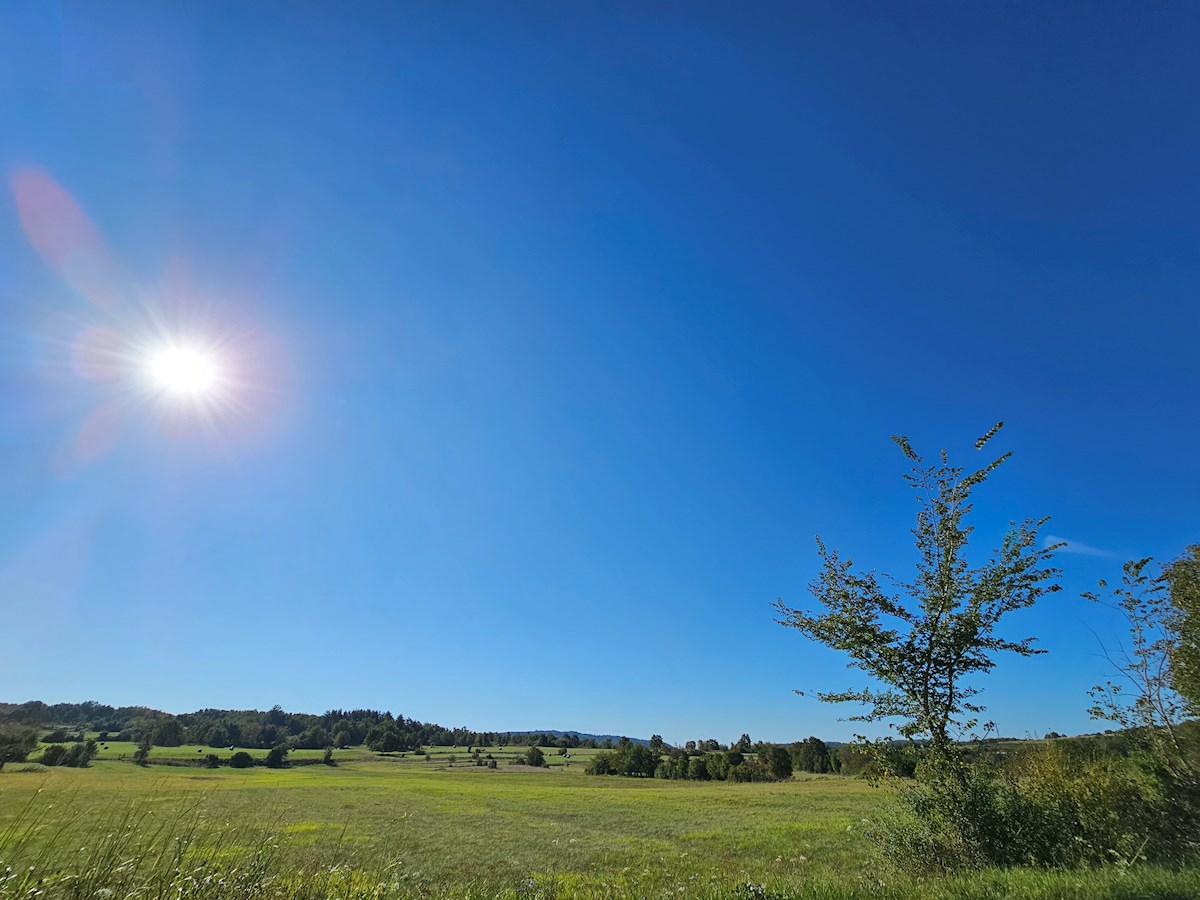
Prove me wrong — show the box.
[2,750,1198,898]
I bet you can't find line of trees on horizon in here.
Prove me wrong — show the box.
[5,702,854,764]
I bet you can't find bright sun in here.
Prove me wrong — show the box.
[147,344,222,398]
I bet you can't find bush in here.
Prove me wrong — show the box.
[205,754,220,768]
[585,752,614,775]
[728,758,772,783]
[37,741,96,768]
[0,725,39,771]
[524,746,546,767]
[265,744,289,768]
[867,746,1199,874]
[322,747,335,766]
[229,751,254,768]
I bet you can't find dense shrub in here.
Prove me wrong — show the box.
[229,751,254,768]
[38,740,96,768]
[39,744,67,767]
[584,752,613,775]
[868,745,1200,873]
[204,754,220,769]
[728,758,773,782]
[265,744,289,768]
[0,725,38,770]
[524,746,546,767]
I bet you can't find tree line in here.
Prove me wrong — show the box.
[583,735,867,781]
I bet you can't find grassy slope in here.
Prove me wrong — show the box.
[1,752,1197,898]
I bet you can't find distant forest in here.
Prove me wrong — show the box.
[0,699,639,752]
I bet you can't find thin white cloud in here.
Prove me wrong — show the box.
[1044,534,1111,557]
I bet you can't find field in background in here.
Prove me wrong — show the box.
[64,741,609,770]
[2,752,1199,898]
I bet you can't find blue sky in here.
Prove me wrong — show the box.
[1,2,1197,744]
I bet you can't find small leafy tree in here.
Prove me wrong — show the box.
[524,746,546,767]
[265,744,289,768]
[1078,556,1200,862]
[775,423,1060,770]
[0,725,38,772]
[1086,559,1192,755]
[133,736,152,767]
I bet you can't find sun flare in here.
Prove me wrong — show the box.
[146,344,222,399]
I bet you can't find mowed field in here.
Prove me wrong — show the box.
[1,749,1198,899]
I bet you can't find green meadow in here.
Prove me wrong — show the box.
[2,750,1198,899]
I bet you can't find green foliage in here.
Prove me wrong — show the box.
[293,726,331,750]
[39,744,67,766]
[584,751,614,775]
[872,744,1197,874]
[1165,545,1200,711]
[1082,555,1200,866]
[205,753,221,768]
[38,740,96,768]
[1086,559,1193,745]
[132,736,151,766]
[523,746,546,767]
[775,423,1060,756]
[581,743,657,777]
[322,746,335,766]
[366,723,406,753]
[149,716,185,747]
[229,750,255,768]
[265,744,289,768]
[728,758,773,782]
[764,746,793,780]
[0,725,38,771]
[790,737,832,774]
